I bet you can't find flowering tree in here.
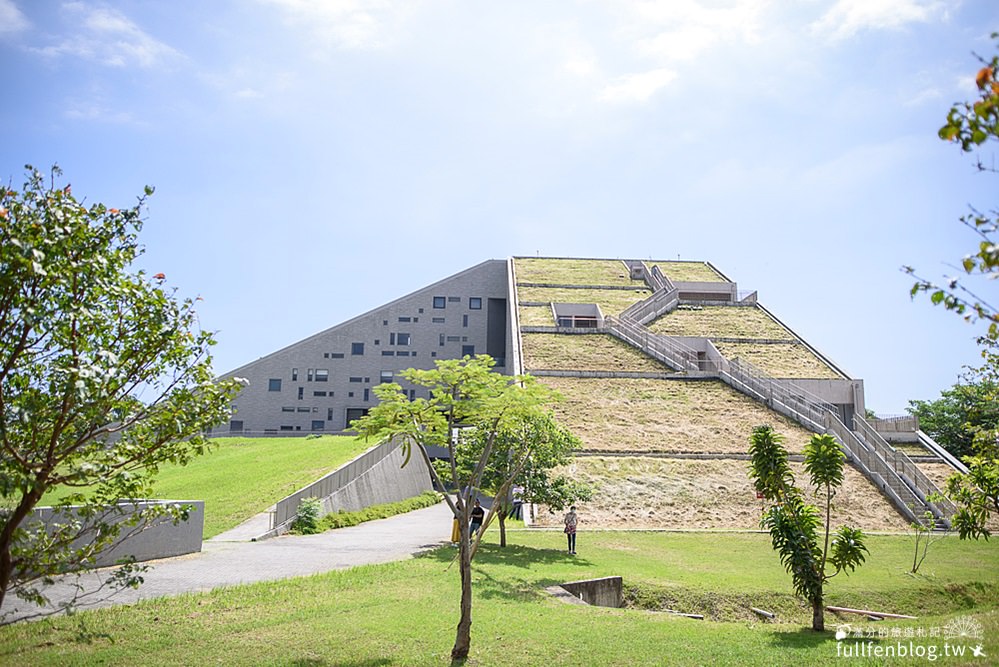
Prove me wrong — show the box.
[0,166,241,619]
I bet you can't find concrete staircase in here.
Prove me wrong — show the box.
[600,264,954,530]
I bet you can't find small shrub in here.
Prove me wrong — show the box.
[319,492,442,531]
[291,497,322,534]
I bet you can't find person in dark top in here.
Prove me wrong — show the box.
[469,499,485,537]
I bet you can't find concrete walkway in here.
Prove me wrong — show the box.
[1,502,454,624]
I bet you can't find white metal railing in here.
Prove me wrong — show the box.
[619,288,679,324]
[605,316,700,373]
[854,417,956,521]
[825,413,921,525]
[649,264,672,292]
[602,312,951,527]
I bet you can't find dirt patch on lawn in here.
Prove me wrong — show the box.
[531,456,910,532]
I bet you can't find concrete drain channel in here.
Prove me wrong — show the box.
[545,576,704,619]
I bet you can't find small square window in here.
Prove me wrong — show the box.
[469,297,482,310]
[352,342,364,356]
[433,296,446,309]
[315,369,329,382]
[268,378,282,392]
[397,333,411,346]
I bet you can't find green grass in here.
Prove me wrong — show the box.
[41,435,371,539]
[651,260,726,282]
[650,305,795,340]
[517,286,651,315]
[2,531,996,666]
[521,333,671,372]
[514,257,640,286]
[712,341,844,379]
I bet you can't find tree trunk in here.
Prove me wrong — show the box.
[498,509,507,548]
[451,522,473,661]
[0,488,44,609]
[811,595,824,632]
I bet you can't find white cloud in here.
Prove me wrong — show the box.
[599,68,677,104]
[259,0,409,51]
[811,0,947,41]
[31,3,180,68]
[0,0,29,34]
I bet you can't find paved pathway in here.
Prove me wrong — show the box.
[1,502,454,623]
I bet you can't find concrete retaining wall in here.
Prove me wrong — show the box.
[558,576,623,608]
[271,438,433,532]
[31,500,204,567]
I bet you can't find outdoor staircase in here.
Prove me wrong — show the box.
[598,262,955,529]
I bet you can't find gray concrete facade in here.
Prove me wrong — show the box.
[218,260,514,435]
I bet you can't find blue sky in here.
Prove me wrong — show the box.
[2,1,997,415]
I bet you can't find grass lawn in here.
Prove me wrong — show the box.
[2,531,996,666]
[517,286,651,315]
[712,342,844,379]
[521,333,672,373]
[40,435,371,539]
[650,305,794,340]
[539,377,816,453]
[514,257,639,286]
[650,260,727,282]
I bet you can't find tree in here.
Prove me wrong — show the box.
[905,34,998,339]
[907,372,999,459]
[0,166,241,617]
[442,413,591,548]
[748,426,868,632]
[352,355,564,662]
[904,36,999,540]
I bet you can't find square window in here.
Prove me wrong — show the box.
[469,297,482,310]
[380,371,393,384]
[229,420,243,433]
[311,420,324,431]
[397,333,411,346]
[433,296,446,309]
[268,378,282,392]
[315,369,329,382]
[462,345,475,357]
[352,342,365,356]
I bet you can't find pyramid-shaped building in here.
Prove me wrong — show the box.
[219,257,959,530]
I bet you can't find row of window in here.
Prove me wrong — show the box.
[433,296,482,310]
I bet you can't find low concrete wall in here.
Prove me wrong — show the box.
[558,576,623,608]
[270,438,433,533]
[31,500,204,567]
[320,443,432,515]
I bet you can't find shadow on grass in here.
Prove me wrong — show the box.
[290,659,391,667]
[419,542,590,569]
[417,543,595,604]
[768,627,838,650]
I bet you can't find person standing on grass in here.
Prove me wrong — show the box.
[564,506,578,554]
[470,498,485,538]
